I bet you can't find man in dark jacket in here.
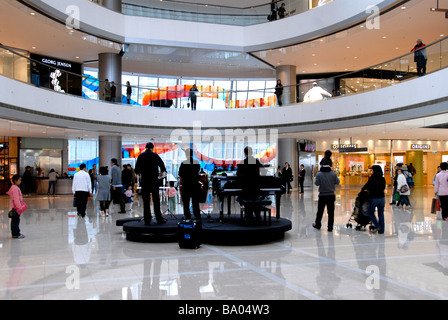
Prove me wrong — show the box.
[134,142,167,225]
[237,146,264,222]
[178,148,201,219]
[313,152,340,232]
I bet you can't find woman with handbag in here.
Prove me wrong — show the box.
[7,175,27,239]
[434,162,448,220]
[396,169,411,209]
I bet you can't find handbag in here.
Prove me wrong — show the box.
[399,184,409,193]
[16,201,28,215]
[8,208,18,219]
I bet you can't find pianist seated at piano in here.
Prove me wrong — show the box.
[236,146,265,224]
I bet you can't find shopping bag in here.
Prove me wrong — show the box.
[393,192,401,202]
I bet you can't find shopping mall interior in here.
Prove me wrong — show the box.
[0,0,447,302]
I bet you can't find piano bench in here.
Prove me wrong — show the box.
[240,200,272,226]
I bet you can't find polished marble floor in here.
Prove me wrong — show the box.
[0,185,446,300]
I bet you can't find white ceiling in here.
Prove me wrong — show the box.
[253,0,448,73]
[0,0,447,142]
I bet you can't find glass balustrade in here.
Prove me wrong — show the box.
[120,0,328,26]
[0,35,447,111]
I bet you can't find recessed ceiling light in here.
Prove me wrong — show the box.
[75,56,79,59]
[401,6,406,9]
[441,34,445,37]
[31,46,36,49]
[30,12,35,16]
[382,36,387,39]
[346,46,350,49]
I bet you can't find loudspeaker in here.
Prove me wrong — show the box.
[177,219,202,249]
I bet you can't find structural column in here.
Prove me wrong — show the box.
[102,0,122,13]
[276,65,297,105]
[278,138,298,189]
[98,52,122,101]
[405,150,423,187]
[99,135,122,168]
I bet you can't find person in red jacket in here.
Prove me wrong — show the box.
[411,38,427,76]
[7,175,27,239]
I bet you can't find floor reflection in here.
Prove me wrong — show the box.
[1,185,448,300]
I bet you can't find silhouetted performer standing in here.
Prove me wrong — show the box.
[135,142,167,225]
[178,148,201,220]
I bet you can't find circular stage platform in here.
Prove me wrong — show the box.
[117,214,292,245]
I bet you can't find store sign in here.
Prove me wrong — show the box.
[411,144,430,150]
[31,53,81,73]
[41,58,72,69]
[331,144,358,150]
[331,144,368,153]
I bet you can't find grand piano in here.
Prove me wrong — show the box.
[213,175,285,222]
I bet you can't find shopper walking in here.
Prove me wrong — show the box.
[7,175,27,239]
[396,169,411,209]
[298,164,306,193]
[390,163,402,205]
[282,162,293,193]
[97,166,111,216]
[434,162,448,220]
[72,163,92,218]
[362,165,386,233]
[103,79,111,101]
[110,159,126,214]
[313,152,340,232]
[126,81,132,104]
[21,166,33,196]
[47,168,58,196]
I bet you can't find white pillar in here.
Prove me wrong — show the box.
[276,65,297,105]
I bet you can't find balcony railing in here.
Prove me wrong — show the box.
[119,0,331,26]
[0,34,447,111]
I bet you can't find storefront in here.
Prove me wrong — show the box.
[316,139,448,186]
[30,53,82,96]
[0,137,19,195]
[19,137,72,195]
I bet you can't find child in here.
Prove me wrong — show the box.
[125,185,134,206]
[7,175,27,239]
[167,181,177,213]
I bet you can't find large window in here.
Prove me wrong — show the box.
[81,67,276,109]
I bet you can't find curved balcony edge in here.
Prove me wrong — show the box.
[27,0,402,52]
[0,67,447,136]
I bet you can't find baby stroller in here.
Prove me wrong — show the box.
[346,190,375,231]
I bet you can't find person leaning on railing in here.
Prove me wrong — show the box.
[411,38,427,76]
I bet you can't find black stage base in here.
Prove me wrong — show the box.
[117,214,292,246]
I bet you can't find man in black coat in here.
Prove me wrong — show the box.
[237,146,264,222]
[134,142,167,225]
[178,148,201,220]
